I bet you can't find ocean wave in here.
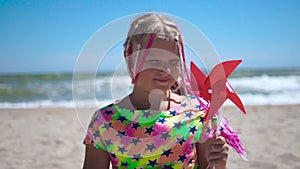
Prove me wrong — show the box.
[1,93,299,109]
[1,72,300,108]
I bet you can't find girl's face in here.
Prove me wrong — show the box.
[131,38,181,92]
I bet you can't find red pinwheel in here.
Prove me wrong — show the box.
[190,60,246,121]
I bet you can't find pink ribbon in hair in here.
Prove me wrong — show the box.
[132,34,156,83]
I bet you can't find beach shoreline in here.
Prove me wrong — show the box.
[1,105,300,169]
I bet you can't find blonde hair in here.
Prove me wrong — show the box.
[123,13,182,53]
[123,13,188,95]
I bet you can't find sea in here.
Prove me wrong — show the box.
[1,68,300,108]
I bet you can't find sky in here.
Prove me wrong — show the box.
[0,0,300,74]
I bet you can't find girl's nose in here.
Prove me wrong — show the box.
[159,63,172,74]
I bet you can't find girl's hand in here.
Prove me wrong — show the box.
[205,136,229,169]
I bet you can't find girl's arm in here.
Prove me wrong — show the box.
[83,144,110,169]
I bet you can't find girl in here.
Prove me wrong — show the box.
[83,13,228,169]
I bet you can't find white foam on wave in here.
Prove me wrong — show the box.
[241,92,300,105]
[230,74,300,92]
[0,99,112,109]
[224,92,300,106]
[226,74,300,105]
[1,93,299,108]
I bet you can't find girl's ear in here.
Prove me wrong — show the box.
[124,46,133,58]
[125,54,134,80]
[123,50,127,58]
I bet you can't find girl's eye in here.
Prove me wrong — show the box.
[169,60,180,66]
[147,60,161,66]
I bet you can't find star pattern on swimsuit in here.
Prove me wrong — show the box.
[173,121,182,129]
[121,161,129,167]
[131,122,140,130]
[181,103,187,107]
[176,136,185,146]
[91,115,99,125]
[160,132,170,140]
[206,126,211,133]
[189,126,197,134]
[102,122,112,130]
[147,159,158,167]
[146,143,156,152]
[118,146,127,154]
[143,111,152,118]
[199,116,204,123]
[144,126,155,135]
[169,110,176,116]
[110,153,116,159]
[178,154,187,162]
[92,130,100,138]
[158,117,166,124]
[130,137,141,145]
[162,148,173,157]
[117,115,127,123]
[132,153,142,161]
[85,98,206,168]
[104,139,113,147]
[88,123,94,129]
[185,112,193,118]
[104,110,114,116]
[116,130,127,139]
[190,143,195,149]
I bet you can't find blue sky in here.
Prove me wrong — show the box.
[0,0,300,73]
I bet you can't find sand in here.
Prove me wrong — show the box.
[0,105,299,169]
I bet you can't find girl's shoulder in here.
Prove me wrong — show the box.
[96,102,115,113]
[93,102,119,119]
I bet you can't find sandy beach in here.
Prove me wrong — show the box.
[0,105,299,169]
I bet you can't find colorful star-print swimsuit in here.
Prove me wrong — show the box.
[84,95,210,169]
